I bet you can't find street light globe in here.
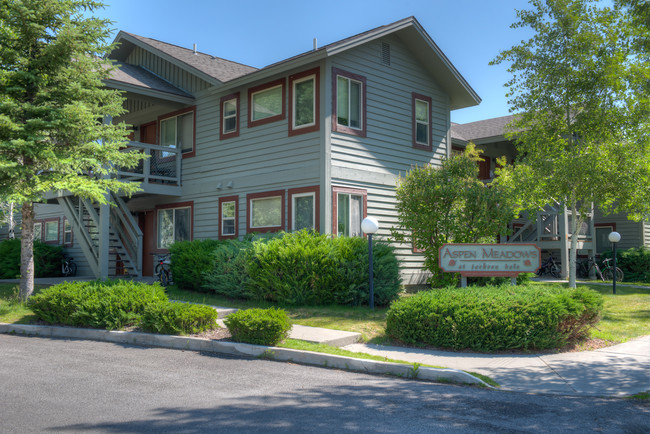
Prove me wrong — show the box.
[361,216,379,234]
[608,231,621,243]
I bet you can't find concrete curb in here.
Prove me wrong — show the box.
[0,323,489,388]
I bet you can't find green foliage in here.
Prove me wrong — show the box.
[602,247,650,282]
[168,239,223,292]
[491,0,650,286]
[392,145,516,286]
[202,240,253,298]
[28,280,168,330]
[224,307,292,346]
[385,284,603,351]
[140,302,218,335]
[0,238,64,278]
[245,230,401,306]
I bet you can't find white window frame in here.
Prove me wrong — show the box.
[251,84,283,122]
[221,201,236,237]
[291,192,316,231]
[336,76,363,130]
[222,98,238,134]
[292,74,316,129]
[414,98,430,146]
[250,196,283,229]
[157,206,192,250]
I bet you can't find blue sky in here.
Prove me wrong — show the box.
[95,0,533,124]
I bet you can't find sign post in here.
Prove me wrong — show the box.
[439,244,541,285]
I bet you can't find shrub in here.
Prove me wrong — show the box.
[245,230,402,306]
[385,284,603,351]
[0,239,64,278]
[202,240,253,298]
[140,302,218,335]
[169,239,223,292]
[224,307,291,346]
[28,280,168,330]
[602,247,650,283]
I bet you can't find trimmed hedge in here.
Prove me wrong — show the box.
[168,239,223,292]
[140,302,218,335]
[385,284,603,351]
[0,238,64,278]
[198,230,402,307]
[224,307,291,346]
[28,280,219,335]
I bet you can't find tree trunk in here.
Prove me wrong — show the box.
[8,202,15,239]
[20,201,35,301]
[568,200,581,289]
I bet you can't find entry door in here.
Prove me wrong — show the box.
[140,121,157,144]
[139,211,156,276]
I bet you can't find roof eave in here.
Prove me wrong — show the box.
[104,79,195,105]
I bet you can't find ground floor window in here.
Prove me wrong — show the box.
[289,186,319,232]
[595,224,615,255]
[43,219,59,244]
[63,218,73,246]
[247,190,285,233]
[157,204,192,249]
[332,187,367,237]
[219,196,238,239]
[33,222,42,242]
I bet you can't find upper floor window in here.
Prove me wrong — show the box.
[157,203,192,249]
[332,68,366,137]
[159,106,195,157]
[412,93,432,151]
[220,93,240,140]
[248,79,285,128]
[289,68,320,136]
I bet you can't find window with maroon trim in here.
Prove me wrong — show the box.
[248,79,285,128]
[220,93,240,140]
[332,187,367,237]
[412,93,432,151]
[219,196,238,239]
[289,186,319,232]
[156,202,193,250]
[43,218,59,244]
[159,106,196,157]
[289,68,320,136]
[332,68,366,137]
[63,218,73,247]
[247,190,285,233]
[595,223,616,255]
[33,221,43,242]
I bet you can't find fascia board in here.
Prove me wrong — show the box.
[104,79,195,105]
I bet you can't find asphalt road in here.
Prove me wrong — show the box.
[1,334,649,433]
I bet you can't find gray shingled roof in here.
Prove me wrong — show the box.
[107,62,193,98]
[123,32,258,83]
[451,114,518,142]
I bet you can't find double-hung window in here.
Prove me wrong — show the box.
[157,204,192,249]
[247,190,285,233]
[333,187,367,237]
[219,196,238,239]
[44,219,59,244]
[289,186,319,232]
[412,93,432,151]
[289,68,320,136]
[63,219,73,246]
[248,79,285,127]
[220,93,240,139]
[160,107,195,157]
[332,68,366,136]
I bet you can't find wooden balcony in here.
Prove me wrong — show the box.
[116,141,182,196]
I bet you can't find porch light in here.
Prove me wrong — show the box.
[362,217,379,309]
[608,231,621,294]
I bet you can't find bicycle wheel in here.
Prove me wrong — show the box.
[603,268,624,282]
[159,269,170,287]
[62,264,69,277]
[69,262,77,277]
[155,263,162,276]
[550,264,561,279]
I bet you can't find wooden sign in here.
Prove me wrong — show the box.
[439,244,541,277]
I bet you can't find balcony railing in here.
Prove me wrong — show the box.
[116,141,181,194]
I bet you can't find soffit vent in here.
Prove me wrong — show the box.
[381,42,391,66]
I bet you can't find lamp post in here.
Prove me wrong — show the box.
[608,231,621,295]
[362,217,379,309]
